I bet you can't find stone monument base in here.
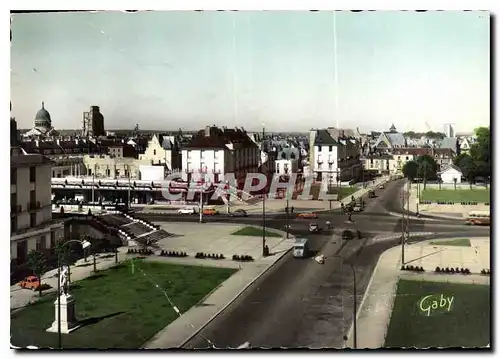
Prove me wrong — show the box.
[46,294,81,334]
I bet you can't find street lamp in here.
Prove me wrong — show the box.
[262,124,267,256]
[57,239,91,349]
[332,255,357,349]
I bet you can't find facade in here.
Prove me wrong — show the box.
[83,154,150,179]
[23,102,59,138]
[82,106,105,137]
[10,147,64,266]
[391,148,456,174]
[138,134,182,171]
[275,159,299,176]
[373,124,407,152]
[181,126,260,185]
[444,124,455,138]
[311,129,362,184]
[440,165,463,184]
[363,154,391,174]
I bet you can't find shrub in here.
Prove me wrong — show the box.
[445,267,450,273]
[465,268,470,275]
[481,269,485,275]
[455,267,460,273]
[220,254,225,259]
[38,283,52,291]
[435,266,441,272]
[401,265,406,271]
[450,268,455,274]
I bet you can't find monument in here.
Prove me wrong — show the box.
[46,266,81,334]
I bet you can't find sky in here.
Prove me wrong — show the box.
[10,11,490,133]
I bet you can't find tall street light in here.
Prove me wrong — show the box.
[262,124,267,256]
[57,239,91,349]
[332,255,357,349]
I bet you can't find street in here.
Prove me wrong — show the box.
[174,180,488,348]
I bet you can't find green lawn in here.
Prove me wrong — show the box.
[429,238,471,247]
[231,226,281,237]
[11,260,236,349]
[385,280,490,348]
[421,189,490,203]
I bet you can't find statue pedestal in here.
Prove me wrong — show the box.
[46,294,80,334]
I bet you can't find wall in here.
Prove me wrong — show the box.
[83,155,150,179]
[182,148,227,182]
[139,165,165,181]
[275,159,298,175]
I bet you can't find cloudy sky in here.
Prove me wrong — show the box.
[10,11,489,133]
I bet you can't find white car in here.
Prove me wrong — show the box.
[178,207,196,215]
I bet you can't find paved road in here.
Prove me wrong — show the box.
[174,178,489,349]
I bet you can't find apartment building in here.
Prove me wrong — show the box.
[138,134,182,171]
[390,148,455,174]
[309,129,362,184]
[10,147,64,267]
[181,126,260,185]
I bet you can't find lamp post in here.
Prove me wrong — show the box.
[285,188,291,239]
[333,255,357,349]
[262,124,267,256]
[126,164,131,209]
[56,239,91,349]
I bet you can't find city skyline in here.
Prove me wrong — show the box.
[11,11,490,133]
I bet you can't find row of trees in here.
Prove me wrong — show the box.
[26,235,122,297]
[402,127,490,187]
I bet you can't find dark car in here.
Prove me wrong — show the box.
[230,209,248,217]
[368,190,376,198]
[342,229,354,240]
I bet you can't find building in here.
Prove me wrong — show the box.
[390,148,456,174]
[363,154,391,174]
[444,124,455,138]
[23,102,59,138]
[373,124,406,152]
[10,147,64,268]
[275,158,299,176]
[138,134,182,171]
[181,126,260,186]
[440,164,463,184]
[82,106,105,137]
[310,129,362,184]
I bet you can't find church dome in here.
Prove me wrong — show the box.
[34,102,51,128]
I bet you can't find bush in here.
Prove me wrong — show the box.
[435,266,441,272]
[465,268,471,275]
[38,283,52,291]
[401,265,406,271]
[455,267,460,273]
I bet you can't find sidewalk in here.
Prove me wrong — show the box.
[10,249,129,311]
[143,230,295,348]
[345,237,490,349]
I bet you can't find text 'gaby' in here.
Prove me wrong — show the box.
[418,294,454,316]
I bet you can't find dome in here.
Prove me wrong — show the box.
[34,102,51,128]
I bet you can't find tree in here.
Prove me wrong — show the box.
[416,155,439,185]
[136,235,161,252]
[402,161,418,181]
[470,126,490,176]
[456,154,476,188]
[437,176,442,190]
[453,153,471,167]
[109,237,122,264]
[453,177,457,190]
[27,250,48,297]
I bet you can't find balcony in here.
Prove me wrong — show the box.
[185,169,194,173]
[212,169,221,174]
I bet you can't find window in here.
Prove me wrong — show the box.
[36,237,46,250]
[318,146,322,152]
[29,167,36,182]
[30,213,37,227]
[153,149,156,156]
[50,231,56,248]
[11,168,16,185]
[30,190,36,206]
[329,146,333,152]
[11,216,17,234]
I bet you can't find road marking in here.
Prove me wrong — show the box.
[371,232,436,242]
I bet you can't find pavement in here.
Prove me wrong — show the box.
[345,237,491,349]
[143,226,295,349]
[154,223,292,260]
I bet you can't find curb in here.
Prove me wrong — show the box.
[178,242,294,348]
[372,232,436,242]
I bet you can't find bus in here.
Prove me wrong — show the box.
[466,211,490,226]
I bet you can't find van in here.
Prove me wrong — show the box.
[293,238,310,258]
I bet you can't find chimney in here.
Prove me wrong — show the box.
[205,125,211,137]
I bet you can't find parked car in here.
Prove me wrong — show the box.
[297,212,318,219]
[178,207,196,215]
[353,203,364,212]
[341,229,354,241]
[19,276,41,291]
[203,208,218,216]
[368,190,376,198]
[230,209,248,217]
[378,184,385,189]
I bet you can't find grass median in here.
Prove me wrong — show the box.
[420,189,490,203]
[385,279,490,348]
[232,226,281,237]
[11,260,237,349]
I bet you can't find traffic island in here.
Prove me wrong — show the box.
[231,226,281,237]
[11,260,236,349]
[385,279,490,348]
